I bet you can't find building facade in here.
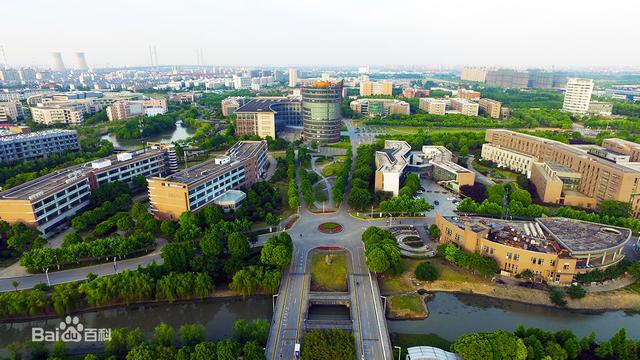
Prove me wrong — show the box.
[31,106,84,125]
[418,98,447,115]
[147,141,268,220]
[288,68,298,87]
[449,98,479,116]
[562,78,594,114]
[0,129,80,163]
[587,101,613,117]
[234,97,303,138]
[106,98,168,121]
[457,88,481,101]
[302,81,343,144]
[460,67,487,82]
[479,98,502,119]
[359,80,393,96]
[350,98,410,117]
[485,69,529,89]
[0,101,24,121]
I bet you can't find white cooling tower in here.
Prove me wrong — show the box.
[50,52,65,72]
[73,52,89,71]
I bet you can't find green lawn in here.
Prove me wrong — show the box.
[311,252,348,292]
[321,161,344,177]
[388,295,427,318]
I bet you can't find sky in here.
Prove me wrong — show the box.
[3,0,639,69]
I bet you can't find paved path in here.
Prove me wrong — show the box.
[310,156,335,210]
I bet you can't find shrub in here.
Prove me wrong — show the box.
[415,262,439,281]
[565,284,586,299]
[548,287,567,306]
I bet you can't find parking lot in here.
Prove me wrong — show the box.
[415,177,462,216]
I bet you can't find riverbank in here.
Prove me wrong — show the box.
[380,258,640,313]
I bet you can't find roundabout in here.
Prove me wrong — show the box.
[318,222,343,234]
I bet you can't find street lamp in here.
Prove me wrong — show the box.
[394,346,402,360]
[44,268,51,287]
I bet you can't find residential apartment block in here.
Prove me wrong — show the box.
[418,98,448,115]
[436,214,630,284]
[457,88,480,101]
[31,106,84,125]
[234,97,303,138]
[482,129,640,215]
[359,80,393,96]
[562,78,594,114]
[449,98,479,116]
[0,144,177,237]
[106,98,168,121]
[0,128,80,163]
[0,101,24,121]
[148,141,268,220]
[486,69,529,89]
[479,98,502,119]
[350,98,410,117]
[460,67,487,82]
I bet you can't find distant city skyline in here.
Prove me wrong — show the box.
[3,0,639,69]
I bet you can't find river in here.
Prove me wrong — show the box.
[100,122,196,150]
[1,293,639,352]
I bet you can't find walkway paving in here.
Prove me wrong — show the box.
[310,156,335,210]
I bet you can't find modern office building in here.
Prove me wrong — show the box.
[460,67,487,82]
[106,98,168,120]
[587,101,613,117]
[449,98,479,116]
[0,101,24,121]
[221,96,246,117]
[147,140,268,220]
[436,214,630,284]
[562,78,594,114]
[479,98,502,119]
[0,129,80,163]
[374,140,411,196]
[31,106,84,125]
[350,98,410,117]
[457,88,480,101]
[0,144,176,237]
[359,80,393,96]
[418,98,448,115]
[485,69,529,89]
[482,129,640,215]
[288,68,298,87]
[301,81,343,144]
[234,97,303,138]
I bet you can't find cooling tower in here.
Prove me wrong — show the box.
[50,52,65,72]
[73,52,89,71]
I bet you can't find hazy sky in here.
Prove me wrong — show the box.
[3,0,639,68]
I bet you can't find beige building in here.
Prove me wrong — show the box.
[350,98,410,117]
[436,214,630,284]
[374,140,411,195]
[233,97,302,139]
[418,98,447,115]
[458,88,481,101]
[479,98,502,119]
[221,96,246,117]
[31,106,84,125]
[562,78,594,114]
[481,143,535,176]
[484,129,640,215]
[360,80,393,96]
[106,98,168,121]
[587,101,613,117]
[460,67,488,82]
[288,68,298,87]
[449,98,479,116]
[0,101,24,121]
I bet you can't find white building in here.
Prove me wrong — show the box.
[0,101,24,121]
[562,78,594,115]
[288,68,298,87]
[481,143,535,177]
[31,107,84,125]
[374,140,411,195]
[233,75,252,89]
[419,98,448,115]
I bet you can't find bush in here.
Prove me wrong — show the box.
[415,262,439,281]
[548,287,567,306]
[565,284,586,299]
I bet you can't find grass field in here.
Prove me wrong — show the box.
[379,258,488,294]
[321,161,344,177]
[387,295,427,319]
[311,252,348,292]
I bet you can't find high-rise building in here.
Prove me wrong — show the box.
[50,52,66,72]
[302,81,343,144]
[562,78,594,115]
[288,68,298,87]
[0,69,20,83]
[73,52,89,71]
[18,68,37,82]
[359,80,393,96]
[460,67,487,82]
[233,75,251,89]
[486,69,529,88]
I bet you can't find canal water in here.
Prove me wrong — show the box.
[2,293,639,351]
[100,123,195,149]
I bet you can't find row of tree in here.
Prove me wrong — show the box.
[286,146,300,210]
[437,243,500,277]
[348,145,377,210]
[457,183,546,218]
[364,112,527,129]
[333,148,353,205]
[71,194,132,231]
[362,227,401,274]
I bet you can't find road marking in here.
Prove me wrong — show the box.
[296,274,308,341]
[353,274,365,358]
[271,269,292,360]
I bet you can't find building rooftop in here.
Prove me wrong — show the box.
[406,346,461,360]
[376,140,411,174]
[159,141,265,186]
[235,97,300,113]
[0,129,77,143]
[0,148,164,201]
[213,189,246,204]
[537,217,631,254]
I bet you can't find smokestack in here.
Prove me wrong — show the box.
[73,52,89,71]
[50,52,65,72]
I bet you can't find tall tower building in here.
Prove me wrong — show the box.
[302,81,343,144]
[288,68,297,87]
[562,78,594,115]
[50,52,66,72]
[73,52,89,71]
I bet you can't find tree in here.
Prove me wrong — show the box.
[366,247,391,273]
[217,339,241,360]
[598,200,632,218]
[179,324,205,347]
[415,261,439,281]
[199,206,223,227]
[160,220,177,239]
[243,341,266,360]
[428,224,441,240]
[265,213,280,229]
[227,232,250,259]
[200,230,223,259]
[548,287,567,306]
[161,243,194,272]
[348,187,373,211]
[451,330,527,360]
[190,341,217,360]
[565,285,586,299]
[261,233,293,269]
[301,329,356,360]
[154,323,175,347]
[175,211,200,242]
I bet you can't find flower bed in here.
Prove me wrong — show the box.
[318,222,343,234]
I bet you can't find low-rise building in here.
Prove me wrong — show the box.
[31,106,84,125]
[449,98,479,116]
[436,214,630,284]
[0,101,24,121]
[221,96,246,117]
[106,98,168,121]
[170,92,198,103]
[587,101,613,117]
[148,141,268,220]
[409,146,475,192]
[457,88,481,101]
[234,97,303,138]
[360,80,393,96]
[481,143,535,176]
[419,98,448,115]
[406,346,461,360]
[0,129,80,163]
[479,98,502,119]
[0,144,177,237]
[350,98,410,117]
[374,140,411,196]
[213,189,246,212]
[402,88,429,98]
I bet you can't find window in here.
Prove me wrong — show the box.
[506,252,513,260]
[531,257,537,265]
[563,263,571,271]
[550,260,556,267]
[514,254,520,261]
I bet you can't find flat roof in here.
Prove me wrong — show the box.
[537,217,631,254]
[406,346,461,360]
[0,129,77,143]
[376,140,410,174]
[157,141,265,186]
